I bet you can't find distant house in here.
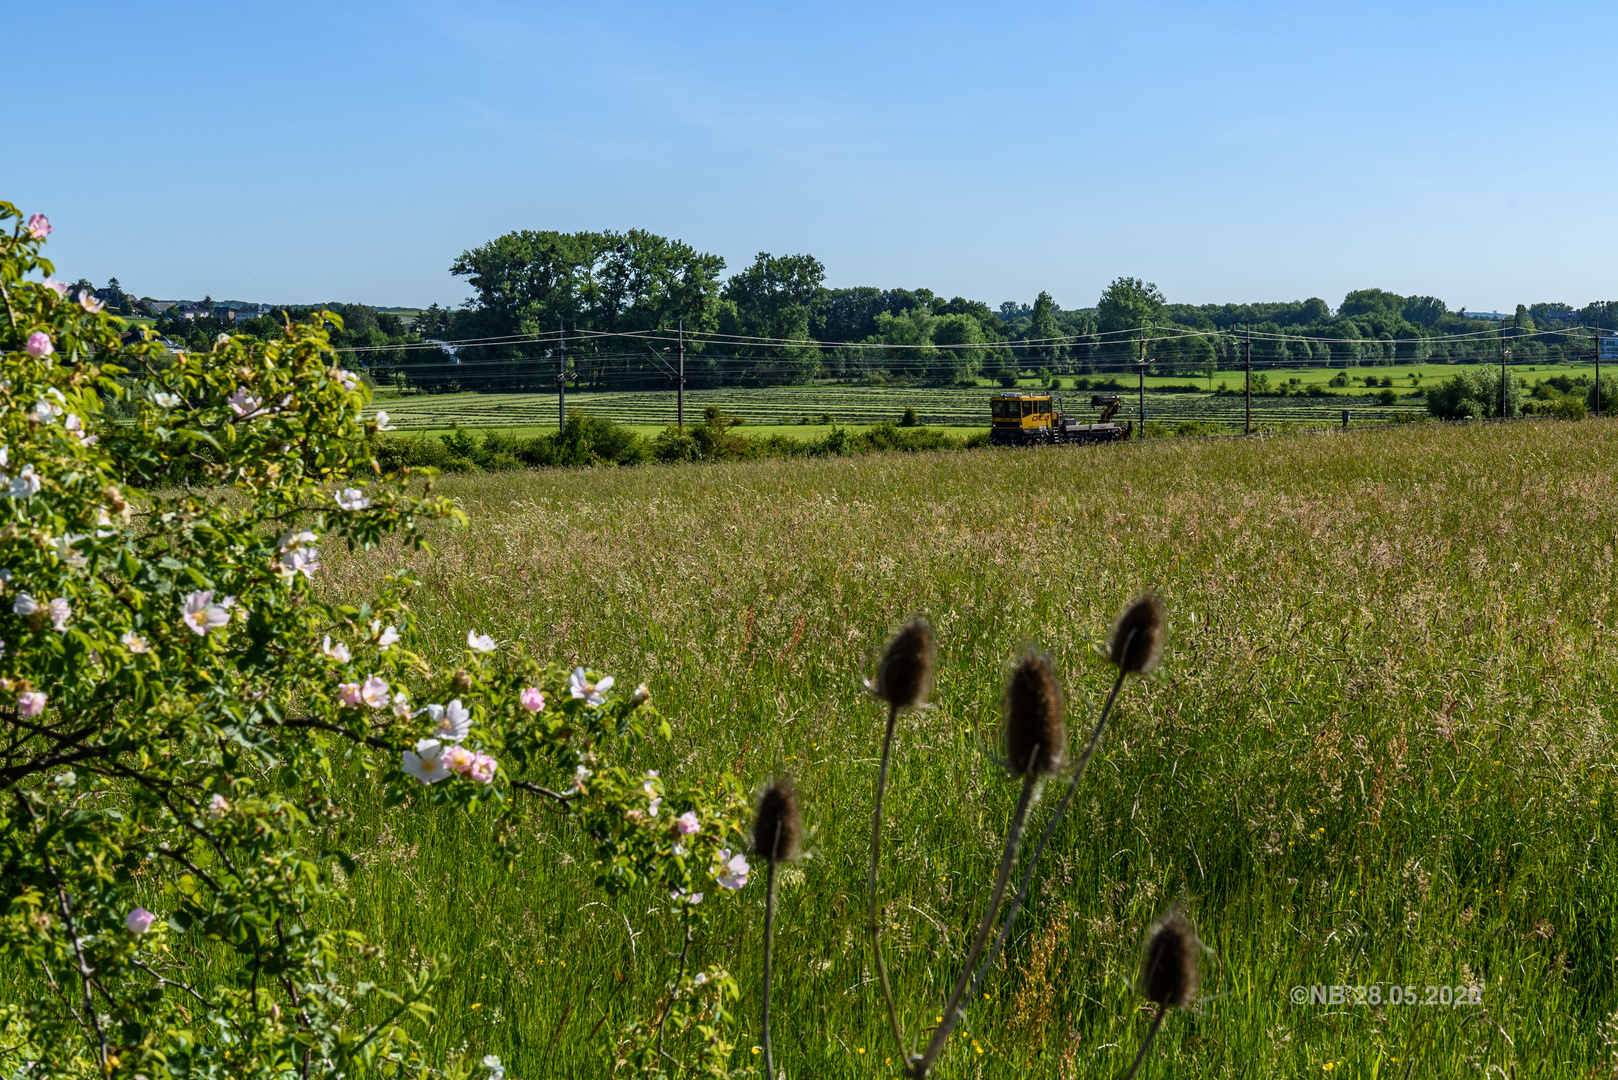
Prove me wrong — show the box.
[149,301,177,314]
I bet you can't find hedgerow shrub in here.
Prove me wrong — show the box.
[1586,375,1618,414]
[0,203,751,1078]
[1425,369,1521,419]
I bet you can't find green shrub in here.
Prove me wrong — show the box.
[650,427,700,462]
[853,421,960,452]
[1586,375,1618,413]
[1173,420,1226,437]
[441,424,482,462]
[374,432,457,473]
[1377,389,1398,406]
[1426,370,1521,419]
[899,405,919,427]
[1547,394,1587,421]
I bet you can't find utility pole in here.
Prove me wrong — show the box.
[1137,331,1146,433]
[678,318,686,432]
[1500,336,1508,420]
[1244,328,1252,435]
[558,319,566,433]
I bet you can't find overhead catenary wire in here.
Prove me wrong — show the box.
[335,319,1601,357]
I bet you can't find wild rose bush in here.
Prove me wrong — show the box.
[0,201,750,1078]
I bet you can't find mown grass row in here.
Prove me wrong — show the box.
[367,385,1428,432]
[311,418,1618,1077]
[367,361,1603,432]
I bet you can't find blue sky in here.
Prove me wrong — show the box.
[10,1,1616,312]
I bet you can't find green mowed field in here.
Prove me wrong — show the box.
[318,419,1618,1077]
[401,422,984,442]
[367,361,1598,434]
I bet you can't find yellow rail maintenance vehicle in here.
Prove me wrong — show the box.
[989,392,1133,446]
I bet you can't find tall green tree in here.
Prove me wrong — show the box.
[864,307,988,383]
[1027,290,1067,367]
[450,229,726,391]
[720,252,825,385]
[1096,277,1166,337]
[1402,295,1448,328]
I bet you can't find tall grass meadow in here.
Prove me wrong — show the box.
[307,418,1618,1076]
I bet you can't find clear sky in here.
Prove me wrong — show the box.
[10,0,1616,312]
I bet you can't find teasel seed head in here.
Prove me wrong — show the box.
[1139,910,1200,1008]
[1108,594,1165,675]
[873,618,934,710]
[1004,650,1066,778]
[752,777,803,864]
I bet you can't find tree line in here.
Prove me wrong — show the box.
[402,229,1617,392]
[98,226,1618,393]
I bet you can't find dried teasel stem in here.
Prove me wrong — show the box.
[1120,910,1201,1080]
[968,596,1164,1002]
[1119,1006,1168,1080]
[913,775,1039,1077]
[762,860,780,1077]
[754,779,802,1080]
[866,620,933,1065]
[967,663,1126,1000]
[867,698,909,1063]
[911,653,1063,1078]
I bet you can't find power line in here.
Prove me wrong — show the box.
[335,319,1598,357]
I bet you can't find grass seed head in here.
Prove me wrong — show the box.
[1004,650,1065,778]
[752,777,803,864]
[875,618,933,710]
[1109,594,1165,675]
[1139,910,1200,1008]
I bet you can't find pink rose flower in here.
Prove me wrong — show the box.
[359,674,389,708]
[126,907,156,934]
[42,277,68,297]
[520,686,545,712]
[714,850,750,891]
[442,744,476,776]
[469,753,498,784]
[228,387,260,416]
[27,214,51,239]
[24,332,53,359]
[78,290,104,314]
[676,811,700,835]
[337,682,363,708]
[17,690,46,717]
